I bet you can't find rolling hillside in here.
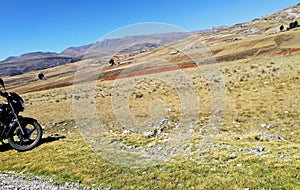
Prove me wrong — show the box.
[1,4,299,88]
[0,3,299,190]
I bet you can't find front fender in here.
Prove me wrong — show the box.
[20,117,37,125]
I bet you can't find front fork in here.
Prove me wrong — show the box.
[8,102,25,135]
[15,117,25,135]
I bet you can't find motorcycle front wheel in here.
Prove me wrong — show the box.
[8,119,43,151]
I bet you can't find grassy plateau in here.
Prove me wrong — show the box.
[0,23,300,189]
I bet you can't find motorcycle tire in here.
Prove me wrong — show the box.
[8,118,43,151]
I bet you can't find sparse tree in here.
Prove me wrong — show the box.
[279,25,284,31]
[109,59,115,66]
[289,22,296,29]
[38,73,45,80]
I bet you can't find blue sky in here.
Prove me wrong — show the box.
[0,0,299,61]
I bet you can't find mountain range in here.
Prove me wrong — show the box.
[0,32,190,77]
[0,3,299,77]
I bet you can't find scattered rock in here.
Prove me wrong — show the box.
[188,129,195,134]
[0,172,94,190]
[143,131,154,137]
[260,123,267,128]
[70,94,80,100]
[158,118,168,125]
[121,145,137,150]
[240,27,260,35]
[256,146,265,152]
[122,129,131,134]
[170,50,179,55]
[239,146,266,156]
[261,123,274,129]
[135,92,143,99]
[166,108,174,113]
[255,133,285,141]
[198,128,203,134]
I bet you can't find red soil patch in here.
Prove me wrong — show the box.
[272,48,300,56]
[103,46,300,82]
[211,49,224,55]
[102,64,198,81]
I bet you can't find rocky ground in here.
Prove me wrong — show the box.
[0,172,100,190]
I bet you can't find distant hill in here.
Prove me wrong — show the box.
[0,32,189,77]
[225,3,300,35]
[61,32,190,59]
[0,52,79,77]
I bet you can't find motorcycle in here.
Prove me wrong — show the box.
[0,78,42,151]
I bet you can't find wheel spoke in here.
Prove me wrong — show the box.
[30,128,36,133]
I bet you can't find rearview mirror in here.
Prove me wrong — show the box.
[0,78,4,88]
[0,78,6,92]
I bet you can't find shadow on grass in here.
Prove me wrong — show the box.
[0,135,66,152]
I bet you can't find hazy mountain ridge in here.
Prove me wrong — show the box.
[0,32,190,76]
[61,32,190,59]
[0,54,78,77]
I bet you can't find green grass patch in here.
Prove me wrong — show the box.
[1,122,299,189]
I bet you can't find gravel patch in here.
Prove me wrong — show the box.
[0,172,101,190]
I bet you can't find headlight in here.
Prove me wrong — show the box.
[20,99,25,109]
[12,99,25,111]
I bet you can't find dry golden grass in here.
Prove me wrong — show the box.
[0,28,299,189]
